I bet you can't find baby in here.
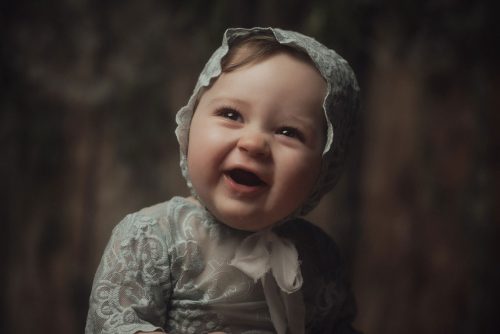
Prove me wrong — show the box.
[86,27,360,334]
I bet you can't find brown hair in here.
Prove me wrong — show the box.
[221,33,317,73]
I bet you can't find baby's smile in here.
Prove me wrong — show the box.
[222,167,268,196]
[226,168,266,187]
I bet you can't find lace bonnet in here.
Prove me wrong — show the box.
[175,27,359,216]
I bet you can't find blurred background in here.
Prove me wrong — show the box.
[1,0,498,333]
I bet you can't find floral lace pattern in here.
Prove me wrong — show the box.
[86,197,359,333]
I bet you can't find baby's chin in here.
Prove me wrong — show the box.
[210,207,291,232]
[185,196,297,232]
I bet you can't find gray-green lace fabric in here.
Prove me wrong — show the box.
[85,197,359,333]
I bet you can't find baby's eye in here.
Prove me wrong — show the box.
[277,127,305,142]
[217,108,242,122]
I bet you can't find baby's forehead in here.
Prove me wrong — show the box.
[204,52,326,105]
[225,39,323,77]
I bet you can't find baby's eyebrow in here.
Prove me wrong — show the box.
[207,96,251,108]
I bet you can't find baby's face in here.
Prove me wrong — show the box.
[187,52,326,231]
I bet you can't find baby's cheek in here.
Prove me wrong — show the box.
[294,155,322,192]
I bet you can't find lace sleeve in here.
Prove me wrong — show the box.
[85,213,173,334]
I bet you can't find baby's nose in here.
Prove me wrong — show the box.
[237,131,271,158]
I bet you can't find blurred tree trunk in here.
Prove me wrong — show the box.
[353,4,499,333]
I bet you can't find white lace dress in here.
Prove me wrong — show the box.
[85,197,358,334]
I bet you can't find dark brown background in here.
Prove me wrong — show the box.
[2,0,498,333]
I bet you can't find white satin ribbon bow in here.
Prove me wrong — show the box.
[230,229,305,334]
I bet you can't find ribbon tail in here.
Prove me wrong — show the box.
[281,288,305,334]
[262,272,287,334]
[262,272,305,334]
[269,233,303,293]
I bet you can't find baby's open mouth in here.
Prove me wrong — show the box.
[226,169,266,187]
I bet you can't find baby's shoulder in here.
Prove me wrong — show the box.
[112,196,196,241]
[135,199,173,221]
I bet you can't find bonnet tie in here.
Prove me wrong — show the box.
[230,229,305,334]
